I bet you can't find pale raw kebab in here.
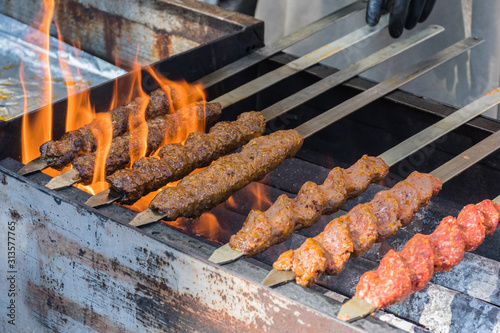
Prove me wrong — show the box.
[261,128,500,290]
[130,37,479,226]
[19,87,180,175]
[45,102,223,188]
[86,25,444,207]
[207,89,500,265]
[337,197,500,322]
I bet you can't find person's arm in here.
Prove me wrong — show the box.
[366,0,436,38]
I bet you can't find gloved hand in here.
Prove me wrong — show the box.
[366,0,436,38]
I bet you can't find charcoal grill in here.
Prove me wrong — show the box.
[1,2,500,332]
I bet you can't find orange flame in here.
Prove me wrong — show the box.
[226,182,273,211]
[56,25,94,132]
[21,0,55,164]
[145,66,206,148]
[88,113,113,194]
[127,51,150,167]
[194,213,221,242]
[18,1,211,212]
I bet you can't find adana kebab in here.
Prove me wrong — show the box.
[86,25,443,207]
[19,1,364,176]
[45,15,394,191]
[130,37,480,227]
[45,102,222,188]
[19,87,179,175]
[262,128,500,289]
[208,89,500,265]
[337,196,500,322]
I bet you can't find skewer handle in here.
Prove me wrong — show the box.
[379,89,500,167]
[431,129,500,183]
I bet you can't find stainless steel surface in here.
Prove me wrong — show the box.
[294,37,484,139]
[212,15,390,109]
[195,1,365,88]
[431,129,500,183]
[0,13,126,120]
[261,25,444,121]
[379,88,500,166]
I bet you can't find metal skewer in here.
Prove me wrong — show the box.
[262,127,500,288]
[130,37,481,227]
[18,156,53,176]
[338,179,500,322]
[18,4,365,177]
[86,25,443,208]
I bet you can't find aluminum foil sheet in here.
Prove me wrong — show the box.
[0,13,127,120]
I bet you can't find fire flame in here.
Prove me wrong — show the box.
[21,0,55,164]
[56,25,94,132]
[226,182,273,211]
[89,113,113,194]
[193,213,220,242]
[127,52,150,167]
[145,66,206,148]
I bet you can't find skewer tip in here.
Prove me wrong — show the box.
[337,297,376,322]
[85,188,121,207]
[129,208,165,227]
[208,243,244,264]
[18,157,51,175]
[261,268,296,287]
[45,168,81,190]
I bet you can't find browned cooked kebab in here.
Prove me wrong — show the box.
[46,102,222,188]
[130,130,303,226]
[101,111,266,205]
[262,128,500,288]
[19,87,181,175]
[208,89,500,265]
[86,25,445,208]
[337,198,500,322]
[128,37,478,227]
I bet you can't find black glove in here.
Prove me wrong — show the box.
[366,0,436,38]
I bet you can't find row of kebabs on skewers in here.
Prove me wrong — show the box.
[18,22,500,325]
[28,21,447,199]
